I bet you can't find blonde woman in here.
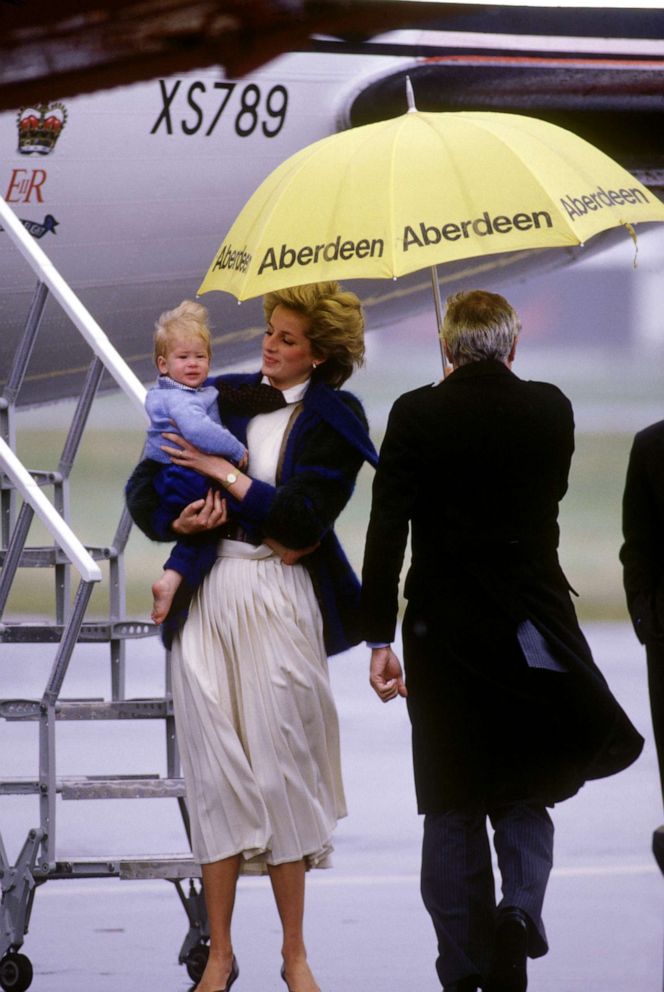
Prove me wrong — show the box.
[126,282,377,992]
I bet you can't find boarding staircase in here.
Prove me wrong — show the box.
[0,198,210,991]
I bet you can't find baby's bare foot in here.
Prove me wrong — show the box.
[151,570,181,624]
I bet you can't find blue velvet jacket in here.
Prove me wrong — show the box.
[125,371,378,654]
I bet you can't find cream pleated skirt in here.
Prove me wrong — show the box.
[170,539,347,874]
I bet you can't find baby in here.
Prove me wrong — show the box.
[144,299,247,624]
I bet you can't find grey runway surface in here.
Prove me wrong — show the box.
[1,621,661,991]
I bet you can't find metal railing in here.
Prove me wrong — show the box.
[0,196,147,418]
[0,196,208,987]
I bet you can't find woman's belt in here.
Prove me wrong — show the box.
[218,523,259,546]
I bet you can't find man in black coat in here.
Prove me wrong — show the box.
[620,422,664,865]
[361,290,643,992]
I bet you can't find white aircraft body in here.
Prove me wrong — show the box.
[1,17,663,406]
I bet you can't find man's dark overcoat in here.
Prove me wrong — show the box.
[620,419,664,799]
[621,420,664,644]
[362,359,643,812]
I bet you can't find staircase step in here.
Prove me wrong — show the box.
[0,775,185,799]
[41,855,200,880]
[0,620,158,643]
[0,698,173,721]
[0,545,117,567]
[119,856,200,880]
[60,775,186,800]
[0,778,40,795]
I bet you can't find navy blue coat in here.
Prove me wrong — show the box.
[126,371,377,655]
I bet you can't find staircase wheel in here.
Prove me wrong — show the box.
[185,943,209,982]
[0,953,33,992]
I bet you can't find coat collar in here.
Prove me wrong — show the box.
[445,358,515,383]
[218,370,378,468]
[305,378,378,467]
[157,374,200,393]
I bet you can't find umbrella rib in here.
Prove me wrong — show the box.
[469,114,579,229]
[386,113,413,274]
[456,112,635,243]
[237,139,338,252]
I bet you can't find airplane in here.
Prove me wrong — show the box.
[2,11,664,987]
[1,3,664,408]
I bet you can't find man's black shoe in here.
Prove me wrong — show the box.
[484,906,529,992]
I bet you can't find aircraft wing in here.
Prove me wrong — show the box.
[0,0,452,112]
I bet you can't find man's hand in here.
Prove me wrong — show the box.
[369,646,407,702]
[172,488,228,535]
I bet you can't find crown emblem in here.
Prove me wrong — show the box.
[17,102,67,156]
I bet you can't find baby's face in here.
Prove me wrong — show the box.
[158,335,210,388]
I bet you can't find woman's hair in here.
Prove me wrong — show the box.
[153,299,212,365]
[442,290,521,367]
[262,282,365,388]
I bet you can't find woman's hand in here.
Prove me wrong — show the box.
[161,433,252,501]
[172,489,228,535]
[161,433,232,483]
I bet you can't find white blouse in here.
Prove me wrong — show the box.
[245,378,310,485]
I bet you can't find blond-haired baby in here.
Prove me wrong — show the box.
[143,299,248,623]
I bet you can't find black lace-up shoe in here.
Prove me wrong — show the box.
[484,906,529,992]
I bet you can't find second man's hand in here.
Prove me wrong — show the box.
[369,646,408,702]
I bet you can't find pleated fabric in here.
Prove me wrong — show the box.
[170,539,347,874]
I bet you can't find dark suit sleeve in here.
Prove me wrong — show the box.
[361,394,420,643]
[620,429,664,644]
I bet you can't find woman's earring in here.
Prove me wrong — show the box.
[312,362,318,369]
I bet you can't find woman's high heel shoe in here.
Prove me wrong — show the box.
[281,963,321,992]
[194,955,239,992]
[223,957,239,992]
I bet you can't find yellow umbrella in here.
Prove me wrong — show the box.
[198,104,664,304]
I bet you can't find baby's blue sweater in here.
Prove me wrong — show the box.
[144,376,245,464]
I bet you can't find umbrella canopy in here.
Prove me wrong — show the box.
[198,108,664,302]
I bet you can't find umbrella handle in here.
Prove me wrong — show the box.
[430,266,448,377]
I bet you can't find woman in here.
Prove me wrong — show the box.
[125,281,377,992]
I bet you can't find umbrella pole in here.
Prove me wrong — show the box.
[430,265,448,377]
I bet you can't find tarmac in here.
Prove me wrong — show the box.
[1,620,662,992]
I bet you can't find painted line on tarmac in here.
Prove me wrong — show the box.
[550,863,659,878]
[307,864,660,885]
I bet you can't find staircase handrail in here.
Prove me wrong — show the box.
[0,195,147,420]
[0,437,101,583]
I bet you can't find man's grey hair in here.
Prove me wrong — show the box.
[442,290,521,367]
